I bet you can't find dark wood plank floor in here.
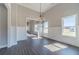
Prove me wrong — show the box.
[0,37,79,55]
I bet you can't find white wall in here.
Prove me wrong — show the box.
[4,3,39,48]
[44,3,79,47]
[4,3,39,47]
[17,27,27,41]
[0,4,7,48]
[4,4,17,47]
[16,4,39,41]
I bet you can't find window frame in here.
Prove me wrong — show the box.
[62,15,77,38]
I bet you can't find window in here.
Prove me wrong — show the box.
[34,23,42,33]
[43,21,48,33]
[62,15,76,37]
[38,23,42,33]
[35,24,38,32]
[35,21,48,34]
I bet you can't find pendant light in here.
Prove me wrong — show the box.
[39,3,44,21]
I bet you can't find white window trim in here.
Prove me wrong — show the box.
[62,15,77,38]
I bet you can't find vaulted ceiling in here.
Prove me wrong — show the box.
[18,3,57,13]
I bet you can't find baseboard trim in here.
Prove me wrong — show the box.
[43,36,79,48]
[17,39,27,42]
[7,42,17,48]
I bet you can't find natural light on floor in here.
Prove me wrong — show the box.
[44,42,68,52]
[32,36,42,39]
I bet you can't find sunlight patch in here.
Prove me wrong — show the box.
[53,43,68,48]
[32,37,42,39]
[44,44,61,52]
[44,43,68,52]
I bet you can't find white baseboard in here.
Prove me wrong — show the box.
[7,42,17,48]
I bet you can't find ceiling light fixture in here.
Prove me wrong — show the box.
[39,3,44,21]
[26,3,44,21]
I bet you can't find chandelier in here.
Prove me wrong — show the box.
[38,3,44,21]
[26,3,44,21]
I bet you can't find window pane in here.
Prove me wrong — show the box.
[34,23,42,33]
[38,23,42,33]
[44,21,48,33]
[62,15,76,37]
[44,21,48,28]
[35,24,38,32]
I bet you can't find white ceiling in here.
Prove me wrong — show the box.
[18,3,57,13]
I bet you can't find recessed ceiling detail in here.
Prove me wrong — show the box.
[18,3,57,13]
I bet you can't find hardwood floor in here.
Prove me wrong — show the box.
[0,36,79,55]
